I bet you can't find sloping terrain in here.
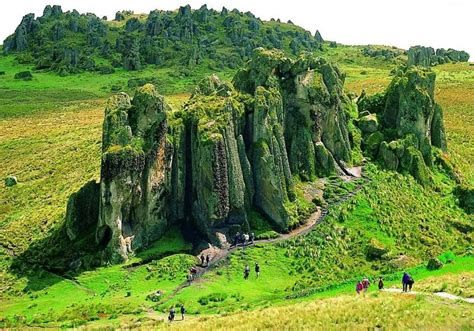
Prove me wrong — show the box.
[0,4,473,330]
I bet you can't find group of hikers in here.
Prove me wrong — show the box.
[186,254,213,286]
[168,304,186,322]
[244,263,260,279]
[233,232,255,247]
[356,272,414,294]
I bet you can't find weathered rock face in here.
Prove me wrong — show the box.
[358,67,447,185]
[66,50,358,262]
[408,46,470,67]
[182,75,251,237]
[96,85,172,262]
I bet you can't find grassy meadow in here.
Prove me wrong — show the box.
[1,45,473,328]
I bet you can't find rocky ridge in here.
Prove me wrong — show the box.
[65,48,451,263]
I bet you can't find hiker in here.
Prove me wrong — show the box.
[362,277,370,293]
[190,266,197,279]
[187,273,193,286]
[180,304,186,320]
[402,272,410,292]
[200,254,205,266]
[378,277,384,290]
[407,275,415,291]
[234,232,240,246]
[244,265,250,279]
[250,232,255,244]
[356,281,363,294]
[168,307,175,322]
[255,263,260,278]
[243,233,249,245]
[206,254,210,266]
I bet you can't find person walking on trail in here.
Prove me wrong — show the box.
[255,263,260,278]
[234,232,240,247]
[180,304,186,320]
[187,273,193,286]
[402,272,411,292]
[244,265,250,279]
[168,307,175,322]
[356,281,363,294]
[378,277,384,290]
[206,254,210,266]
[200,254,205,266]
[250,232,255,244]
[190,266,197,279]
[407,275,415,291]
[242,233,248,246]
[362,277,370,293]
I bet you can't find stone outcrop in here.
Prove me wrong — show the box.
[96,85,172,262]
[65,49,359,263]
[408,46,470,67]
[358,67,447,185]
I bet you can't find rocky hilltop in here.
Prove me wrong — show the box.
[65,48,450,263]
[3,4,323,75]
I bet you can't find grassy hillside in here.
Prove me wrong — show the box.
[1,35,473,328]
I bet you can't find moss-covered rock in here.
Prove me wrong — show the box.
[359,67,445,185]
[93,84,173,262]
[357,114,379,134]
[65,181,100,241]
[366,238,388,260]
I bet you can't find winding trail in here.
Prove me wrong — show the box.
[383,288,474,304]
[157,175,368,305]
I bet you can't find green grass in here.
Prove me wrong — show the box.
[0,44,473,329]
[1,226,194,328]
[156,165,471,315]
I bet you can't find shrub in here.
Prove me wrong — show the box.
[198,292,228,305]
[14,71,33,80]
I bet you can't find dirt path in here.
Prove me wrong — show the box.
[383,288,474,304]
[158,175,367,305]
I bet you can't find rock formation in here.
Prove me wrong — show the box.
[407,46,470,67]
[66,49,358,262]
[358,66,447,185]
[3,5,323,74]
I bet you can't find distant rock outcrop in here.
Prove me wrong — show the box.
[358,67,447,185]
[65,49,358,262]
[407,46,470,67]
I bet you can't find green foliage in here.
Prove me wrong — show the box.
[14,71,32,80]
[3,5,323,75]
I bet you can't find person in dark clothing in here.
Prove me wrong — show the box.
[187,273,192,286]
[255,263,260,278]
[234,232,240,246]
[402,272,410,292]
[180,304,186,320]
[244,265,250,279]
[206,254,210,266]
[168,307,175,322]
[190,266,197,279]
[200,254,205,266]
[378,277,384,290]
[407,275,414,291]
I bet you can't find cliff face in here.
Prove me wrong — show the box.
[358,67,447,186]
[66,49,359,262]
[96,85,173,262]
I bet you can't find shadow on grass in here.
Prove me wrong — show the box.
[10,220,195,293]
